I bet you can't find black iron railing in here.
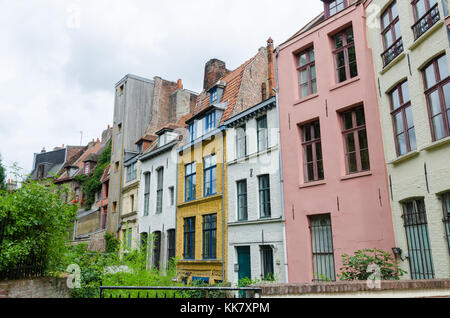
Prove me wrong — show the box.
[381,37,404,67]
[412,3,440,40]
[99,283,262,299]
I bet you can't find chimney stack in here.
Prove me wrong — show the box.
[267,38,275,98]
[177,79,183,90]
[203,59,228,91]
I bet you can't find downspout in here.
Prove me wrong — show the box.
[274,45,289,283]
[221,128,226,282]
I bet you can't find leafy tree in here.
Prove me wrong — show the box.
[338,248,406,281]
[0,154,6,190]
[0,179,77,274]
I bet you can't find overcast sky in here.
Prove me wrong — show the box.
[0,0,323,180]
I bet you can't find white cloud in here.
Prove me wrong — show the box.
[0,0,323,179]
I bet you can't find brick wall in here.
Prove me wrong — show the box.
[0,276,71,298]
[256,279,450,298]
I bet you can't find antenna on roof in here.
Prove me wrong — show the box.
[80,131,83,146]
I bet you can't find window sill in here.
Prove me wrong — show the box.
[228,217,284,226]
[178,193,223,208]
[420,135,450,152]
[329,76,360,92]
[340,170,372,181]
[380,52,406,75]
[293,93,319,106]
[388,150,420,165]
[409,20,444,51]
[299,180,326,189]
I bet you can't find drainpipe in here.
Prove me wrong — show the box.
[274,45,289,283]
[221,128,226,282]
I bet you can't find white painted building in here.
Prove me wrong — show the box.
[137,127,181,271]
[366,0,450,279]
[224,96,288,285]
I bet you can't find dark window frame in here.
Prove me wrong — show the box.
[185,162,196,202]
[258,174,271,219]
[341,106,371,174]
[442,192,450,254]
[380,1,403,67]
[421,54,450,141]
[260,245,274,280]
[389,80,417,156]
[332,27,358,83]
[257,115,269,152]
[156,167,164,214]
[183,217,195,259]
[324,0,348,18]
[203,154,217,197]
[301,120,324,182]
[237,179,248,221]
[143,172,150,216]
[411,0,440,40]
[297,47,317,98]
[202,214,217,260]
[309,214,336,282]
[235,125,247,159]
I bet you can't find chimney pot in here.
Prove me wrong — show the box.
[177,79,183,90]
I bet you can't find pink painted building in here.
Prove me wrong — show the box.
[277,0,396,283]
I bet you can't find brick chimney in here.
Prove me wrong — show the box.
[267,38,275,98]
[203,59,228,91]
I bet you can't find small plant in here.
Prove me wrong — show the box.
[338,248,406,281]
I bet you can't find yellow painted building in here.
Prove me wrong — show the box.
[176,133,228,283]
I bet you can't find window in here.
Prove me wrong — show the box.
[114,161,119,172]
[183,217,195,259]
[258,175,271,218]
[412,0,440,40]
[168,186,175,206]
[237,180,248,221]
[203,214,217,259]
[203,154,217,197]
[156,167,164,213]
[130,194,135,212]
[152,231,161,270]
[126,162,137,182]
[119,85,124,95]
[112,201,117,212]
[260,245,274,280]
[441,192,450,253]
[333,27,357,83]
[301,120,324,182]
[185,162,196,201]
[310,214,336,282]
[188,123,195,143]
[297,47,317,98]
[205,111,216,133]
[422,54,450,141]
[341,106,370,174]
[381,1,403,67]
[402,199,435,279]
[257,115,268,152]
[389,81,417,156]
[38,164,45,179]
[140,232,148,260]
[236,125,247,159]
[84,162,90,174]
[210,88,218,103]
[325,0,347,17]
[167,229,176,264]
[143,172,150,216]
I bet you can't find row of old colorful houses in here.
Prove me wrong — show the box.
[28,0,450,285]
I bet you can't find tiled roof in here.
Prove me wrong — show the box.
[185,52,259,126]
[100,164,110,183]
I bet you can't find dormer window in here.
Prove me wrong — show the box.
[210,87,218,104]
[325,0,347,18]
[84,162,90,174]
[188,123,195,143]
[205,111,216,133]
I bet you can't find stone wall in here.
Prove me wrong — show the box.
[0,276,71,298]
[256,279,450,298]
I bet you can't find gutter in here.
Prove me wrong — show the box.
[222,129,226,282]
[275,45,289,284]
[116,82,127,238]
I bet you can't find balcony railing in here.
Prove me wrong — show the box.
[381,37,404,67]
[412,3,440,40]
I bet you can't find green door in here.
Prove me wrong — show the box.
[237,246,251,282]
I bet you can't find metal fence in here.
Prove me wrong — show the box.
[0,212,46,281]
[99,283,262,299]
